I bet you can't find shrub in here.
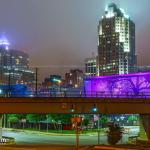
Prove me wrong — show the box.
[107,123,123,145]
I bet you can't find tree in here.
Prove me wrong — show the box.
[100,115,109,127]
[82,119,89,128]
[107,124,123,145]
[26,114,46,130]
[7,114,19,128]
[50,114,73,124]
[50,114,73,130]
[128,115,138,125]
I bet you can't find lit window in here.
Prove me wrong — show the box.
[16,59,20,65]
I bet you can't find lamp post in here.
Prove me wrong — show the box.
[92,104,100,145]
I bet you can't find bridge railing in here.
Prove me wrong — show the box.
[1,90,150,98]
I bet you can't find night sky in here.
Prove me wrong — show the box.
[0,0,150,76]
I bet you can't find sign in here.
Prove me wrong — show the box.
[21,119,26,123]
[71,117,82,123]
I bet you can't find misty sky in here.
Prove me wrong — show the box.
[0,0,150,72]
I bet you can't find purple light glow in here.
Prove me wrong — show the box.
[84,72,150,98]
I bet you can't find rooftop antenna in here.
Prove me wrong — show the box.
[92,51,95,58]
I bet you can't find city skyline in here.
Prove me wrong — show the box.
[0,0,150,69]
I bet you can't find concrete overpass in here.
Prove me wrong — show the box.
[0,97,150,114]
[0,97,150,141]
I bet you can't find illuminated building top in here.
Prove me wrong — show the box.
[0,35,10,50]
[104,3,129,19]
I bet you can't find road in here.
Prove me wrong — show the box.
[1,127,139,145]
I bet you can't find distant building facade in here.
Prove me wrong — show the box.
[85,57,97,76]
[97,3,137,76]
[137,66,150,73]
[65,69,84,88]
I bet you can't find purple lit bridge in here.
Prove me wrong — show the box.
[1,72,150,140]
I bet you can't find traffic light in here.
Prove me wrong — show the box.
[70,104,75,113]
[92,104,98,113]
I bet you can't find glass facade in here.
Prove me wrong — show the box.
[85,57,97,76]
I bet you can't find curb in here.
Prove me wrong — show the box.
[3,128,105,136]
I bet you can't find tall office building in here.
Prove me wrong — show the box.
[98,3,137,76]
[0,37,34,84]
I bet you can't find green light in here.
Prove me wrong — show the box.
[92,107,98,112]
[70,104,75,113]
[70,109,75,113]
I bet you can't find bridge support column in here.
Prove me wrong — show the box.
[0,114,2,139]
[139,114,150,141]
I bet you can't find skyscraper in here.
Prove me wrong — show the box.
[0,36,34,85]
[98,3,137,76]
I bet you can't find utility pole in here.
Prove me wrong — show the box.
[35,67,38,96]
[71,117,82,150]
[46,115,49,133]
[0,115,3,139]
[98,114,100,145]
[76,125,79,150]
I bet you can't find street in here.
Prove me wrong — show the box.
[1,127,139,145]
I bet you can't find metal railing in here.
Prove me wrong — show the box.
[1,90,150,98]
